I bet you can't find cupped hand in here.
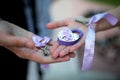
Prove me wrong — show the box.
[0,20,73,63]
[47,18,88,58]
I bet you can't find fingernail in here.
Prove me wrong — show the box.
[71,54,75,58]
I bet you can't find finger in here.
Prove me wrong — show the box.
[50,41,60,58]
[46,19,72,29]
[1,33,35,49]
[70,36,85,52]
[59,46,70,57]
[54,55,71,63]
[34,49,71,64]
[53,45,66,58]
[50,41,59,53]
[46,55,71,64]
[68,52,76,58]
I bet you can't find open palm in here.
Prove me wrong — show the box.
[47,18,88,58]
[0,20,72,63]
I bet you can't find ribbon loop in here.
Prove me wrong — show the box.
[82,12,118,71]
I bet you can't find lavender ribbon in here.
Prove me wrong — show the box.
[57,27,83,46]
[32,34,51,48]
[82,12,118,71]
[32,34,51,70]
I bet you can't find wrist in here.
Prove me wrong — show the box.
[94,18,111,32]
[92,13,119,32]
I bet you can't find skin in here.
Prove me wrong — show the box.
[94,6,120,32]
[47,6,120,59]
[0,20,75,64]
[47,18,88,58]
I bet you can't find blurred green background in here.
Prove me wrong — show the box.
[90,0,120,6]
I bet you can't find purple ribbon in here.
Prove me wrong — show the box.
[32,34,51,70]
[57,27,83,46]
[32,34,51,48]
[82,12,118,71]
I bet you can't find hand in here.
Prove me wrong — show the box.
[0,20,73,63]
[0,20,35,48]
[47,18,88,58]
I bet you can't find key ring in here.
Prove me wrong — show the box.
[41,45,50,56]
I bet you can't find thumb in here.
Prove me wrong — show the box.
[46,19,71,29]
[0,33,35,49]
